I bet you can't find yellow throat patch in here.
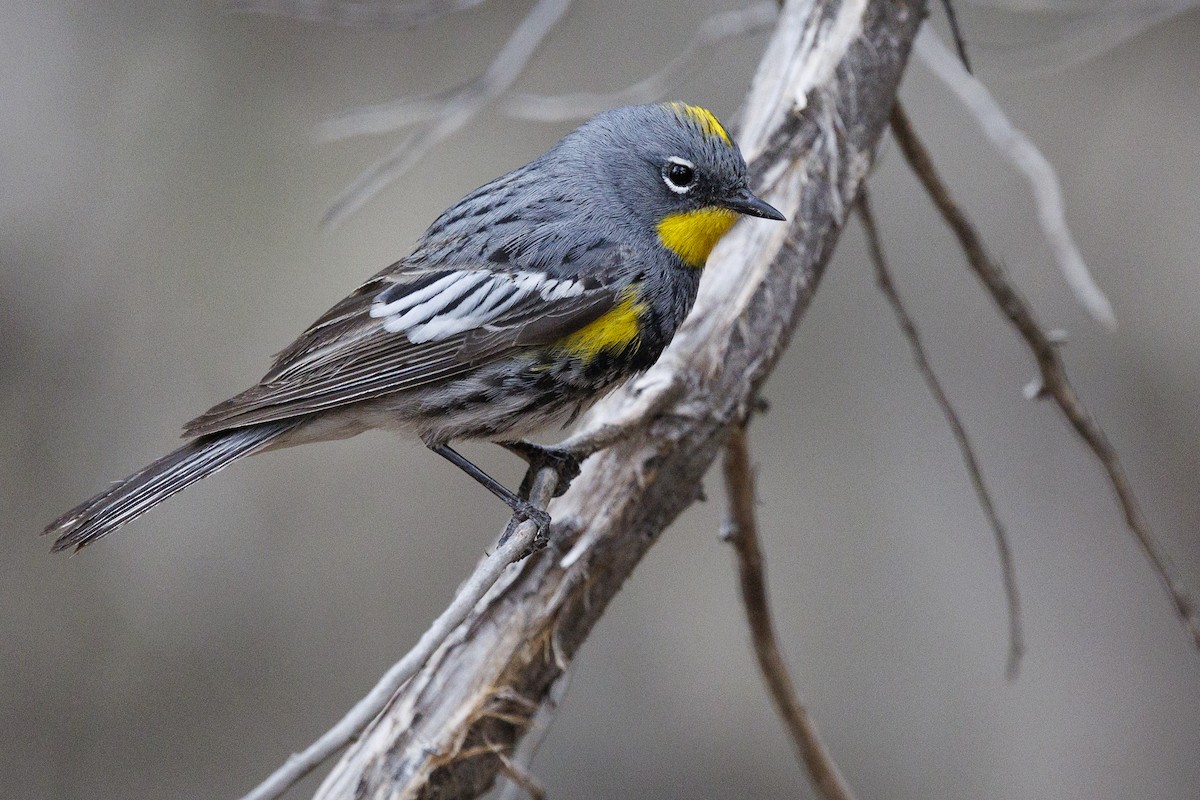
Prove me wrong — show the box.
[555,291,645,361]
[665,102,731,144]
[657,207,739,268]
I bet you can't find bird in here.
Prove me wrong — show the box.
[46,102,785,553]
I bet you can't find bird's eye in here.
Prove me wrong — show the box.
[663,157,697,193]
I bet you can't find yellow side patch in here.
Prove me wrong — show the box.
[666,102,731,144]
[657,207,739,268]
[556,292,645,361]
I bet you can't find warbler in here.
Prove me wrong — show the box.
[46,102,784,552]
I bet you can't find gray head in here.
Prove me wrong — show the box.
[545,103,784,266]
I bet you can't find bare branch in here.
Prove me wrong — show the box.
[856,187,1025,678]
[721,425,858,800]
[889,100,1200,651]
[501,2,779,123]
[969,2,1198,77]
[227,0,486,29]
[914,28,1116,329]
[236,467,561,800]
[319,0,575,228]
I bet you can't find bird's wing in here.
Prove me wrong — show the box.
[183,247,631,436]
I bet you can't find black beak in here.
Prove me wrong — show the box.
[721,187,786,221]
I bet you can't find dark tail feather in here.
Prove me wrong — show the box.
[46,420,301,552]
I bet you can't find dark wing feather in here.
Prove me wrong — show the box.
[183,247,630,437]
[458,290,617,359]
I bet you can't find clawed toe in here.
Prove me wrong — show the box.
[498,501,551,547]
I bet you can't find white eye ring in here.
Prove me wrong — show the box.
[662,156,696,194]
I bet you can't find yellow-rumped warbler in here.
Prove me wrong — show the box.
[47,102,783,552]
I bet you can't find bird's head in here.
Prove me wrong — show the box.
[553,102,785,268]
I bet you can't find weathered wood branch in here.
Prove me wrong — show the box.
[314,2,926,797]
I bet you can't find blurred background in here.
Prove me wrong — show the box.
[3,1,1198,798]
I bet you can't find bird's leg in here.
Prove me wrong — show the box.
[498,440,583,501]
[427,442,550,545]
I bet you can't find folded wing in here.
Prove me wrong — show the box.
[184,248,629,437]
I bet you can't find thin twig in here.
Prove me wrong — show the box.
[937,0,972,73]
[915,28,1116,330]
[969,3,1197,78]
[227,0,485,28]
[494,750,547,800]
[856,187,1024,678]
[722,425,857,800]
[889,101,1200,651]
[236,466,561,800]
[501,1,778,122]
[494,666,573,800]
[319,0,575,228]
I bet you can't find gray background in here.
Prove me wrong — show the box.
[3,1,1198,798]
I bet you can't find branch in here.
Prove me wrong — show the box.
[889,100,1200,651]
[914,28,1116,329]
[968,2,1198,78]
[722,425,857,800]
[237,467,561,800]
[937,0,972,72]
[318,0,575,228]
[501,2,779,122]
[314,1,781,226]
[306,2,926,798]
[227,0,485,29]
[856,187,1024,678]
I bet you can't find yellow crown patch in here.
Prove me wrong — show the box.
[665,102,731,145]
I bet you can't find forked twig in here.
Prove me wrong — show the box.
[318,0,575,228]
[856,187,1024,678]
[967,2,1198,78]
[237,467,561,800]
[502,1,778,122]
[722,425,857,800]
[227,0,484,28]
[314,0,779,227]
[889,101,1200,650]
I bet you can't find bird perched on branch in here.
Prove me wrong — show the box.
[46,102,784,553]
